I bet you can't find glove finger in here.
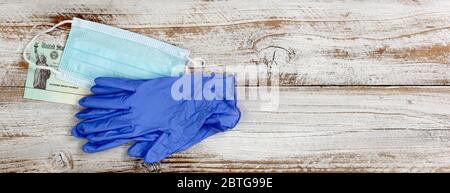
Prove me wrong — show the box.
[127,120,230,159]
[175,125,220,153]
[82,139,131,153]
[128,141,155,158]
[81,126,132,142]
[143,133,171,163]
[79,93,130,109]
[91,85,126,95]
[75,108,120,120]
[72,115,131,137]
[127,126,219,159]
[83,133,160,153]
[94,77,141,91]
[85,125,161,142]
[77,109,129,122]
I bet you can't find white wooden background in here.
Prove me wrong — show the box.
[0,0,449,172]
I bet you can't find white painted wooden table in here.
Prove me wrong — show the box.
[0,0,449,172]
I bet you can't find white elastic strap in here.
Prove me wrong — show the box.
[22,20,72,74]
[186,55,205,68]
[185,55,226,73]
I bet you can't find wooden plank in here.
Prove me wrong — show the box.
[0,86,449,172]
[0,0,449,86]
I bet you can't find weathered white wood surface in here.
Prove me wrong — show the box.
[0,86,449,172]
[0,0,449,172]
[0,0,449,86]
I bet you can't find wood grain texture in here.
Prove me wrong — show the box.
[0,0,449,172]
[0,0,449,86]
[0,86,449,172]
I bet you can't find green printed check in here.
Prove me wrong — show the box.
[23,42,91,105]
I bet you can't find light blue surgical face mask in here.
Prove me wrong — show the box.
[23,18,204,88]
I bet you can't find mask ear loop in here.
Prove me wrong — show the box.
[185,56,205,73]
[185,55,227,74]
[22,20,72,75]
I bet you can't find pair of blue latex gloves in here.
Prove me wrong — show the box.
[72,74,241,163]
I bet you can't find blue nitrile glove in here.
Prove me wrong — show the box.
[72,74,241,163]
[127,98,240,159]
[75,108,237,158]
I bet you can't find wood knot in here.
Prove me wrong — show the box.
[49,151,73,170]
[259,46,296,68]
[133,162,162,173]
